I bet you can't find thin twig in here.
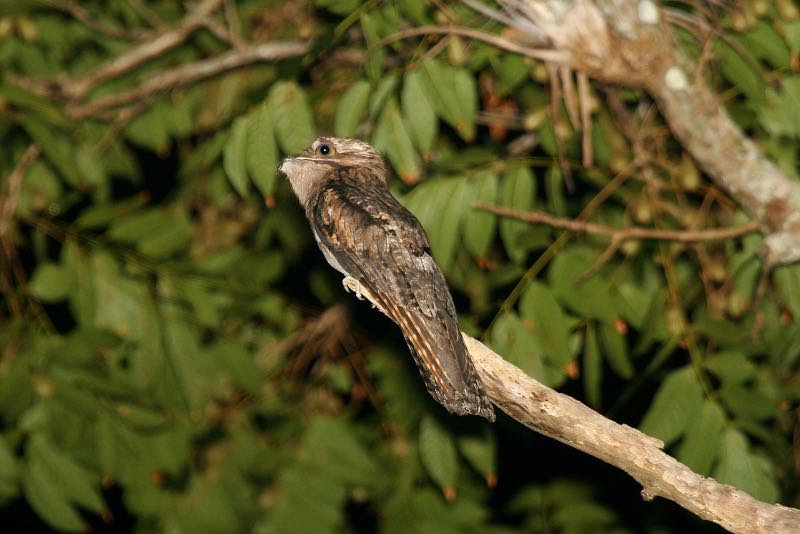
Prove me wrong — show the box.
[222,0,246,49]
[548,64,574,192]
[127,0,166,30]
[0,144,42,319]
[69,40,313,119]
[0,144,41,239]
[475,204,761,242]
[40,0,150,40]
[578,71,593,167]
[12,0,225,101]
[560,66,580,129]
[379,25,568,63]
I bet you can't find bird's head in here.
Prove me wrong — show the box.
[280,137,387,206]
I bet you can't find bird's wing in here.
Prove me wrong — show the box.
[312,181,494,420]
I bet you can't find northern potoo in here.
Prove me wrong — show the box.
[280,137,495,421]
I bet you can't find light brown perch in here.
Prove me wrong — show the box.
[345,277,800,534]
[462,334,800,534]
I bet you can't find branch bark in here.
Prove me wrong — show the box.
[68,40,313,119]
[344,279,800,533]
[13,0,225,102]
[475,204,761,242]
[462,334,800,534]
[469,0,800,265]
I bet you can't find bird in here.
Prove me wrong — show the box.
[280,137,495,421]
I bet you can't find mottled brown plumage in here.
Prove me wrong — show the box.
[280,137,495,421]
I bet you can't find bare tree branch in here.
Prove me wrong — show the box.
[12,0,225,101]
[0,144,41,319]
[67,40,313,119]
[462,334,800,534]
[0,144,41,240]
[380,25,568,63]
[476,204,761,242]
[39,0,151,40]
[341,278,800,533]
[466,0,800,265]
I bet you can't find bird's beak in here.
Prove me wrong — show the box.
[279,157,296,176]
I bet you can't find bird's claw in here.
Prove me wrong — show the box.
[342,276,365,300]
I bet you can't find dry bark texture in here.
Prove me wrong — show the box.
[348,279,800,533]
[463,334,800,534]
[493,0,800,265]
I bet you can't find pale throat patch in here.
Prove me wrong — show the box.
[279,157,327,206]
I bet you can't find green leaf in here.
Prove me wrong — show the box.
[713,429,779,503]
[549,247,617,322]
[676,400,725,475]
[223,116,249,195]
[19,160,62,214]
[498,166,535,262]
[268,81,316,154]
[739,22,790,69]
[20,116,79,186]
[63,240,95,327]
[520,282,573,369]
[108,208,170,243]
[369,74,400,118]
[420,59,477,141]
[29,262,71,302]
[137,211,193,258]
[335,81,371,138]
[28,434,104,513]
[75,197,145,229]
[361,12,385,82]
[425,177,468,271]
[495,54,528,97]
[718,385,779,421]
[161,302,209,410]
[451,69,478,141]
[457,427,496,482]
[125,101,171,153]
[598,322,633,379]
[246,103,279,197]
[23,459,83,532]
[490,314,556,385]
[75,144,105,188]
[419,416,458,493]
[92,251,147,340]
[639,367,703,445]
[716,40,764,104]
[706,351,755,385]
[583,324,602,407]
[402,70,438,153]
[372,98,421,184]
[462,172,497,258]
[0,435,19,498]
[774,263,800,320]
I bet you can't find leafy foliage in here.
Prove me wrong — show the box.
[0,0,798,532]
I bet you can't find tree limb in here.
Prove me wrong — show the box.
[462,334,800,534]
[0,144,41,240]
[12,0,225,101]
[463,0,800,265]
[475,204,761,242]
[379,25,568,63]
[344,278,800,533]
[67,40,313,119]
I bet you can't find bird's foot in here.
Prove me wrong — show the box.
[342,276,365,300]
[342,276,388,316]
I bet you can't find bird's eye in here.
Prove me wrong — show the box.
[315,144,335,156]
